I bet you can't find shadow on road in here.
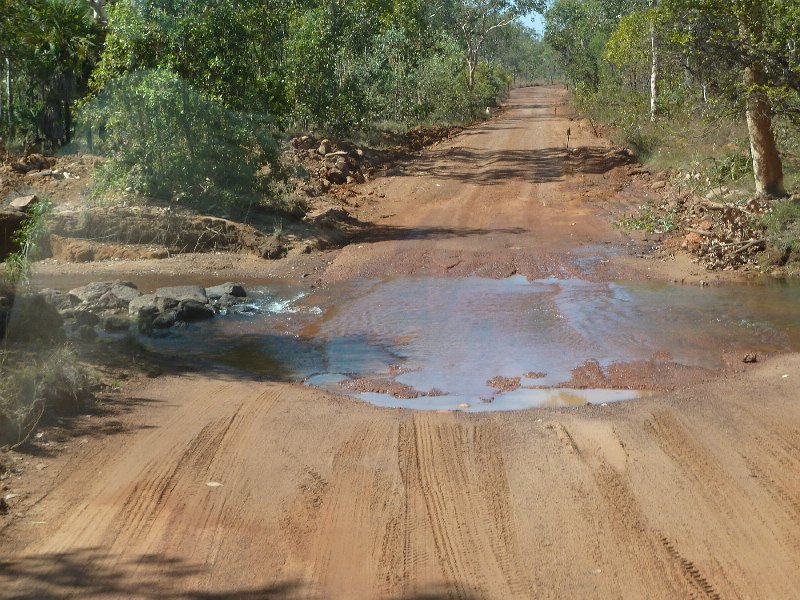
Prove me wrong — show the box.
[394,145,631,187]
[0,549,481,599]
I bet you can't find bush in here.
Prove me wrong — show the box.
[80,69,279,218]
[0,346,92,448]
[760,199,800,265]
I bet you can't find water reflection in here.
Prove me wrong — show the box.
[140,276,800,411]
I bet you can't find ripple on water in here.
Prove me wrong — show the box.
[140,276,800,411]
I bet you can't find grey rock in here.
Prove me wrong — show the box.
[152,310,178,329]
[128,294,157,318]
[74,310,100,327]
[214,293,243,310]
[39,288,81,312]
[103,315,131,332]
[69,281,140,308]
[2,293,64,342]
[178,299,215,321]
[154,285,207,304]
[10,194,38,211]
[206,282,246,299]
[155,296,179,312]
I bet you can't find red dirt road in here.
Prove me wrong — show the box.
[4,86,800,599]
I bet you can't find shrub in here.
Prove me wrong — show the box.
[80,69,279,218]
[0,346,92,448]
[760,199,800,265]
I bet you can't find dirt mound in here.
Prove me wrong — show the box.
[47,206,286,261]
[1,154,99,208]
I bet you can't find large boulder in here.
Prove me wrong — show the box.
[178,299,215,322]
[128,293,158,319]
[206,282,247,299]
[154,285,207,304]
[69,281,140,311]
[2,293,65,342]
[39,288,81,312]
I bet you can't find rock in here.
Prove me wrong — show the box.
[74,310,100,327]
[9,194,38,211]
[318,139,332,155]
[154,285,207,304]
[2,293,65,342]
[103,315,131,332]
[177,299,215,322]
[128,294,158,318]
[0,497,8,515]
[206,283,247,299]
[154,298,178,316]
[214,293,242,310]
[152,310,178,329]
[69,281,140,307]
[743,353,758,364]
[39,288,81,312]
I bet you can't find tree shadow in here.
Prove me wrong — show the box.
[399,145,631,187]
[0,548,305,599]
[0,548,482,599]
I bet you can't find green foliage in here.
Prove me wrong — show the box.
[80,69,279,217]
[617,204,679,233]
[760,199,800,263]
[4,199,52,286]
[0,0,101,147]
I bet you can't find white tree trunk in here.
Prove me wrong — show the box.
[649,0,659,122]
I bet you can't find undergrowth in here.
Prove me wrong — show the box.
[0,345,92,448]
[617,204,680,234]
[760,199,800,265]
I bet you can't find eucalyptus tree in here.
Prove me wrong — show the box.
[660,0,798,196]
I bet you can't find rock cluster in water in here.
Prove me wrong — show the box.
[14,280,249,341]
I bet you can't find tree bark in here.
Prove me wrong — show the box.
[649,1,659,122]
[739,7,784,197]
[744,62,785,196]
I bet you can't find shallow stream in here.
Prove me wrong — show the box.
[138,276,800,411]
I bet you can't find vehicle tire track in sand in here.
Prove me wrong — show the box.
[645,409,800,597]
[27,380,283,574]
[397,414,533,599]
[562,419,719,598]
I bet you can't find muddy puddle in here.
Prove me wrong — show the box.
[136,275,800,411]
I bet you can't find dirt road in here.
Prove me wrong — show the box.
[4,86,800,599]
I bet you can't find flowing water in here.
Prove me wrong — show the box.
[138,275,800,411]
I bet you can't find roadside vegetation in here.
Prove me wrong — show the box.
[0,0,558,218]
[0,197,92,449]
[544,0,800,272]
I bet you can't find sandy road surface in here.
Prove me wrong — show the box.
[4,86,800,599]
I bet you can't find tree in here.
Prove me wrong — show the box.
[661,0,791,196]
[453,0,545,89]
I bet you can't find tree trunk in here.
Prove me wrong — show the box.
[649,0,659,122]
[744,62,785,196]
[5,58,11,130]
[739,8,784,197]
